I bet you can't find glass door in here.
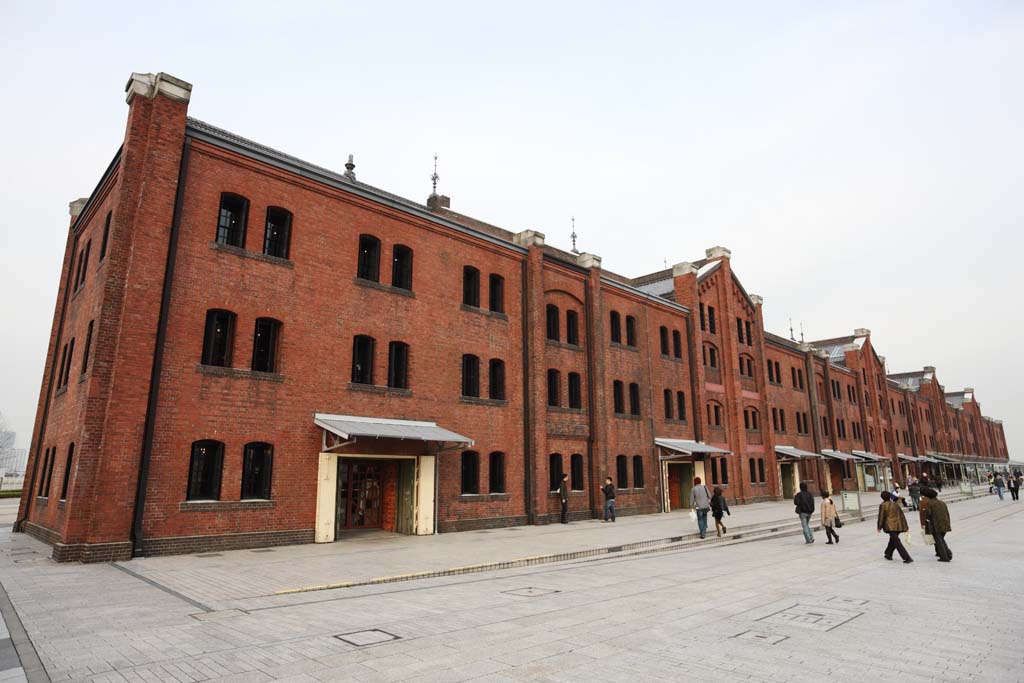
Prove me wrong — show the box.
[336,461,383,534]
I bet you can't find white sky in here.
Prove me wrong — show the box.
[0,1,1020,454]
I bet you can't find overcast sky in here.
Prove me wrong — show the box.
[0,1,1020,454]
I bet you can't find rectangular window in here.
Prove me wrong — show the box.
[745,320,752,346]
[59,443,74,500]
[613,380,624,413]
[771,407,778,431]
[388,341,410,389]
[488,274,504,313]
[610,312,622,343]
[489,452,506,493]
[241,442,273,499]
[720,458,729,485]
[57,344,68,389]
[460,451,480,495]
[767,361,775,383]
[217,194,248,248]
[672,330,683,359]
[708,306,716,334]
[616,455,629,489]
[676,391,686,422]
[625,316,637,347]
[37,448,50,496]
[699,303,706,331]
[547,369,561,407]
[79,240,91,289]
[202,310,236,367]
[61,338,75,388]
[780,410,786,432]
[546,305,560,341]
[390,244,413,290]
[571,453,584,491]
[263,207,292,259]
[663,389,673,419]
[632,455,644,489]
[822,416,830,436]
[352,335,375,385]
[758,458,765,483]
[660,326,670,355]
[462,266,480,307]
[99,212,111,262]
[462,355,480,397]
[187,440,224,501]
[566,310,579,346]
[628,382,641,416]
[736,317,744,344]
[488,359,505,400]
[80,320,94,376]
[568,372,582,409]
[749,458,757,484]
[549,453,563,492]
[251,318,281,373]
[791,367,797,388]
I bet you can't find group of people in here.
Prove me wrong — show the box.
[989,470,1022,501]
[688,478,730,538]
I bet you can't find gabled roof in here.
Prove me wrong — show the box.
[888,368,935,392]
[808,335,864,366]
[764,331,804,352]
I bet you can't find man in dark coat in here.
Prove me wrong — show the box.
[877,491,913,563]
[793,483,815,544]
[601,476,616,522]
[559,473,570,524]
[921,487,952,562]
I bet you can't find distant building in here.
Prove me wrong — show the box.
[0,445,28,476]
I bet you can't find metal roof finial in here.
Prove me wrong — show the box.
[344,154,356,181]
[570,216,579,254]
[789,318,795,342]
[800,322,805,344]
[430,153,439,196]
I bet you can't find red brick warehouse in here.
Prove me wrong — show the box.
[17,71,1012,561]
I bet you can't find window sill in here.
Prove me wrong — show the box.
[196,365,285,383]
[664,418,689,425]
[613,413,642,420]
[546,340,583,352]
[354,277,415,298]
[347,383,412,397]
[457,493,511,502]
[660,355,685,364]
[610,342,639,352]
[78,372,88,384]
[210,242,294,268]
[549,491,587,497]
[460,396,508,407]
[179,499,276,512]
[460,304,508,321]
[548,406,584,414]
[35,497,48,506]
[54,385,68,398]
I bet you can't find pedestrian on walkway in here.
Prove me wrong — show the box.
[993,473,1005,501]
[710,486,730,537]
[689,477,712,539]
[921,487,952,562]
[877,491,913,563]
[601,476,616,522]
[821,492,839,545]
[908,478,921,511]
[893,482,907,508]
[988,473,995,494]
[559,473,570,524]
[794,482,816,544]
[1008,474,1020,502]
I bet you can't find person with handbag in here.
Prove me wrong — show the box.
[877,491,913,563]
[793,482,816,544]
[689,477,712,539]
[921,487,952,562]
[558,473,570,524]
[907,478,921,511]
[820,492,839,544]
[1008,474,1021,502]
[710,486,730,537]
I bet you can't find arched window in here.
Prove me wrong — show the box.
[547,369,561,407]
[488,359,505,400]
[749,458,758,484]
[388,341,410,389]
[44,444,58,496]
[570,453,584,491]
[60,337,76,388]
[546,304,560,341]
[625,315,638,347]
[707,401,724,427]
[60,443,75,500]
[391,244,414,290]
[703,343,719,369]
[633,455,644,488]
[251,318,282,373]
[80,320,94,377]
[488,274,504,313]
[663,389,673,419]
[202,309,236,367]
[99,211,112,262]
[628,383,641,416]
[549,453,563,492]
[568,372,582,409]
[672,329,683,359]
[659,326,669,355]
[187,440,224,501]
[462,354,480,397]
[489,451,506,493]
[352,335,375,384]
[241,442,273,499]
[739,354,754,378]
[357,234,381,281]
[37,448,50,496]
[217,193,248,248]
[610,311,622,343]
[616,455,629,489]
[744,408,759,431]
[613,380,625,414]
[463,266,480,307]
[566,310,579,346]
[263,207,292,259]
[460,451,480,495]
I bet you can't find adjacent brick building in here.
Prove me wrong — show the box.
[16,72,1013,562]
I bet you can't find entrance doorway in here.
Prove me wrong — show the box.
[667,462,695,510]
[335,460,383,533]
[780,462,796,498]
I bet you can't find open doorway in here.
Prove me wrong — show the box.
[667,462,695,510]
[780,462,796,499]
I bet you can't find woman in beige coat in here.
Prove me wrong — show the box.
[821,492,839,544]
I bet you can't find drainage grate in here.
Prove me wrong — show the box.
[334,629,401,647]
[732,630,788,645]
[501,587,560,598]
[757,604,863,632]
[251,548,275,553]
[196,553,223,558]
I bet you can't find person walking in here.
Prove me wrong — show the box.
[921,487,952,562]
[908,478,921,511]
[689,477,712,539]
[1007,473,1020,502]
[710,486,730,537]
[893,482,907,508]
[993,473,1005,501]
[988,473,995,495]
[820,492,839,545]
[877,491,913,563]
[558,473,570,524]
[601,476,616,522]
[794,482,816,544]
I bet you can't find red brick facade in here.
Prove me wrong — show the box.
[16,72,1012,561]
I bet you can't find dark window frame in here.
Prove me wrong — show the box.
[546,304,560,341]
[357,234,382,282]
[352,335,375,384]
[488,273,504,313]
[391,244,414,290]
[488,358,505,400]
[80,320,94,377]
[216,193,249,248]
[461,450,480,495]
[570,453,584,491]
[567,372,582,409]
[610,311,622,343]
[566,310,579,346]
[187,440,224,501]
[616,454,629,490]
[462,354,481,397]
[628,382,641,416]
[241,442,273,500]
[632,455,644,489]
[489,451,506,493]
[263,206,293,259]
[99,211,112,262]
[59,443,74,501]
[549,453,563,492]
[388,341,410,389]
[625,315,637,347]
[613,380,625,414]
[462,266,480,307]
[202,309,236,368]
[672,329,683,359]
[251,317,282,373]
[547,369,561,407]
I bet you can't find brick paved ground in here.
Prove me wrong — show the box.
[1,492,1021,682]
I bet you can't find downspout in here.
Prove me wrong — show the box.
[520,259,534,525]
[640,304,659,514]
[130,138,192,556]
[583,278,598,517]
[684,318,702,442]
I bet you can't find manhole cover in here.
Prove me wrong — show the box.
[757,604,863,632]
[501,587,559,598]
[732,630,788,645]
[335,629,400,647]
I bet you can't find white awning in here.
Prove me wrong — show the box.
[896,453,919,463]
[656,439,730,459]
[821,449,857,461]
[314,413,473,446]
[775,445,821,459]
[852,450,887,462]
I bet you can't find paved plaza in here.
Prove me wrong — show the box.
[0,494,1022,682]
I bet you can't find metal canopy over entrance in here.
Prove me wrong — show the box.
[775,445,822,459]
[315,413,473,451]
[821,449,857,461]
[851,450,887,462]
[656,440,729,513]
[656,439,731,459]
